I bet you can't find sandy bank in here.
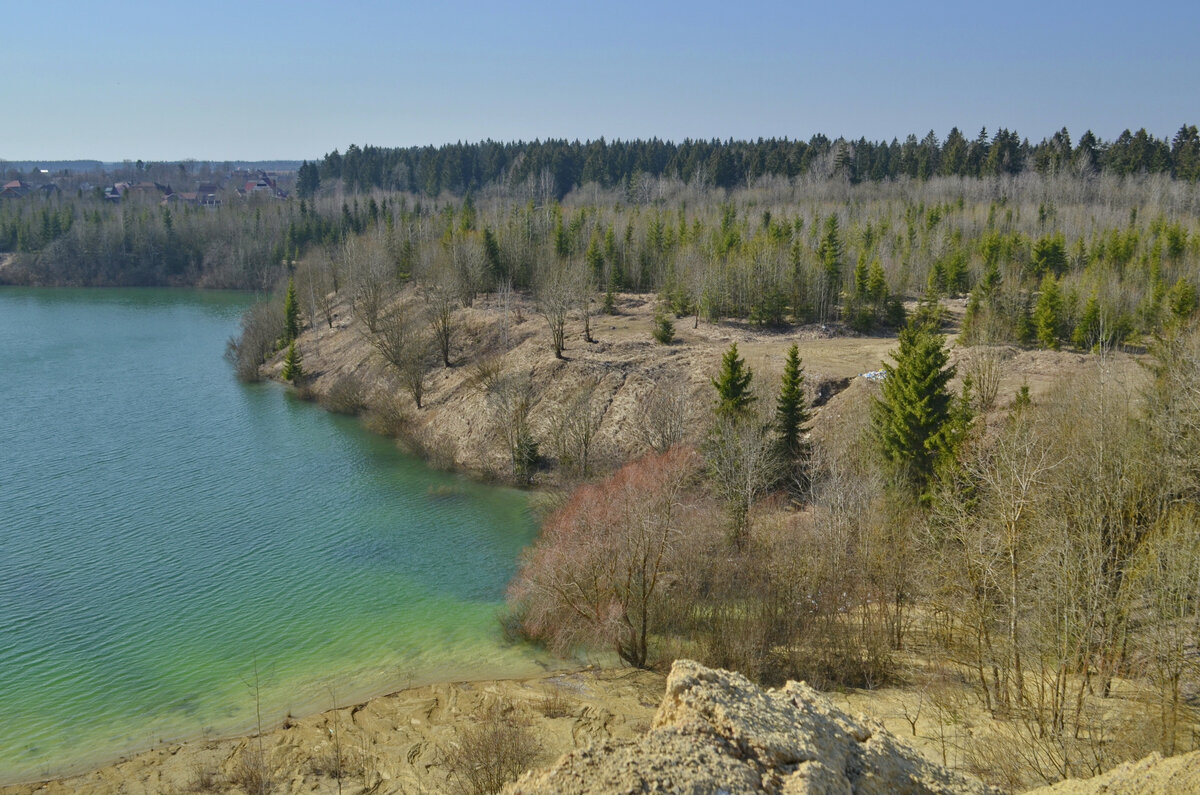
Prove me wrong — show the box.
[2,666,665,794]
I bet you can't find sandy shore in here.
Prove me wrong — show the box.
[2,666,664,794]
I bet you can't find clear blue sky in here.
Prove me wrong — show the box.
[2,0,1197,161]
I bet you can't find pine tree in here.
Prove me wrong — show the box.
[817,215,843,321]
[296,161,320,199]
[712,343,755,419]
[652,310,675,344]
[775,344,811,490]
[1072,293,1102,349]
[1168,278,1198,323]
[585,232,605,282]
[281,340,303,383]
[283,277,300,344]
[482,227,503,284]
[871,322,957,497]
[1034,274,1064,349]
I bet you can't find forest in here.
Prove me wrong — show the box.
[237,159,1199,791]
[8,127,1200,791]
[2,124,1198,289]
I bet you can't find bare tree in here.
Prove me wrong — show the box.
[452,237,489,306]
[634,378,692,454]
[343,233,393,333]
[421,259,461,367]
[497,278,515,351]
[509,447,700,668]
[705,414,780,549]
[577,261,598,343]
[369,306,433,409]
[550,376,605,477]
[477,365,539,483]
[534,259,583,359]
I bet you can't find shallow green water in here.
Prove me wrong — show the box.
[0,288,544,783]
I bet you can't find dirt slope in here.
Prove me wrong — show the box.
[273,289,1136,484]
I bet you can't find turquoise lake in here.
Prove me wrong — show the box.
[0,288,544,784]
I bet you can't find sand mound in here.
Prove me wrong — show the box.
[1026,750,1200,794]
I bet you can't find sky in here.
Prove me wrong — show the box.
[2,0,1198,162]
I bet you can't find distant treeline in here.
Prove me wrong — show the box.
[0,160,304,180]
[320,126,1200,196]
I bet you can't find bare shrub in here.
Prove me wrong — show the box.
[362,390,412,438]
[477,366,540,484]
[548,376,605,477]
[319,373,368,415]
[307,742,360,780]
[510,446,702,668]
[228,746,274,795]
[537,687,573,718]
[445,700,541,795]
[186,761,223,793]
[226,299,284,382]
[633,378,692,454]
[964,344,1009,415]
[967,700,1158,792]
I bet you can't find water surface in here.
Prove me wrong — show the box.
[0,288,543,783]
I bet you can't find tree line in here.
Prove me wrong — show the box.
[230,173,1200,370]
[318,125,1200,197]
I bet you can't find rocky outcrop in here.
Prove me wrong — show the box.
[506,659,999,794]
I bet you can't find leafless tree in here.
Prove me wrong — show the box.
[509,447,701,668]
[477,364,539,483]
[549,376,605,477]
[370,306,433,409]
[343,233,393,333]
[633,378,692,454]
[705,413,780,549]
[534,257,586,359]
[421,259,461,367]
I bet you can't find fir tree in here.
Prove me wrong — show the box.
[1034,274,1064,349]
[283,276,300,344]
[713,343,755,419]
[817,215,843,320]
[775,343,811,491]
[652,310,675,344]
[871,321,957,497]
[1168,278,1198,323]
[281,340,303,383]
[585,232,605,283]
[482,227,503,284]
[1072,293,1102,349]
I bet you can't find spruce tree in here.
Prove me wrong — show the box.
[653,310,675,344]
[283,276,300,344]
[775,343,811,490]
[281,340,303,383]
[1072,294,1101,349]
[1034,274,1064,349]
[871,322,956,497]
[713,343,755,419]
[817,215,843,320]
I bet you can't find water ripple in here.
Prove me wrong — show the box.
[0,288,540,784]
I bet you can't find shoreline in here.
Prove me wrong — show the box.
[0,652,562,787]
[1,664,663,794]
[0,287,562,790]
